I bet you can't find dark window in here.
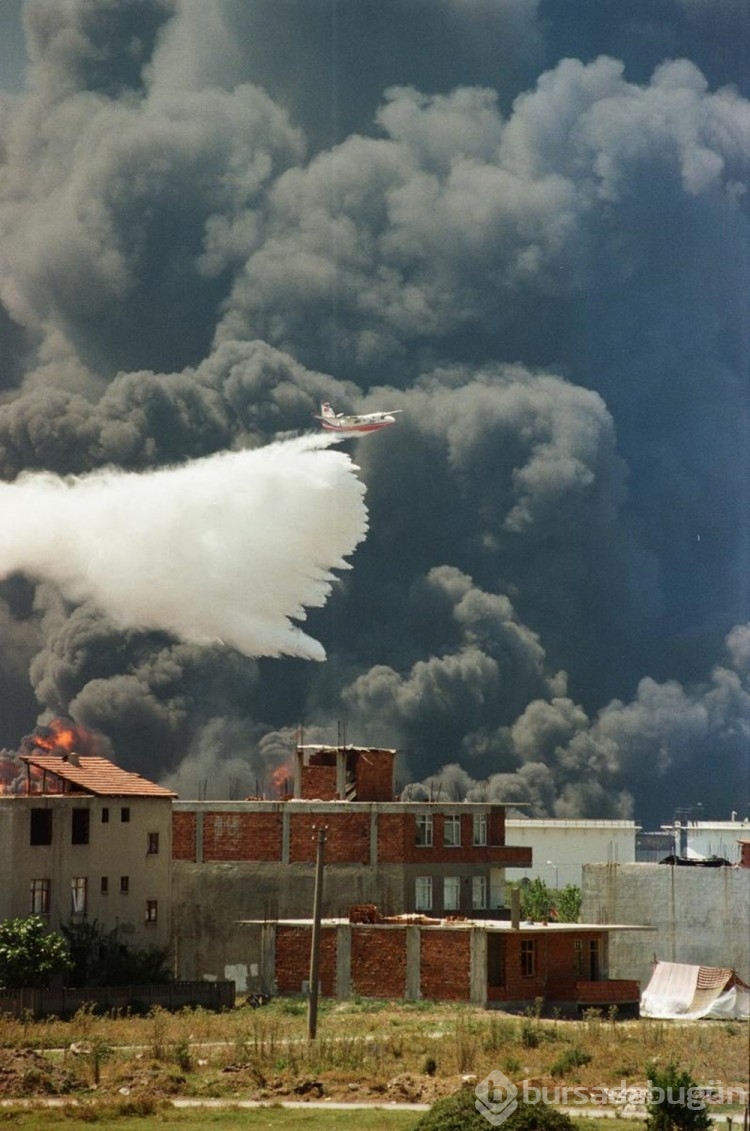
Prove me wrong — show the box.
[487,934,505,988]
[574,939,584,977]
[145,900,158,924]
[147,832,159,855]
[120,876,129,894]
[30,809,53,846]
[521,939,536,978]
[588,940,600,980]
[574,939,601,979]
[101,808,109,823]
[101,876,109,895]
[71,809,91,845]
[120,807,130,823]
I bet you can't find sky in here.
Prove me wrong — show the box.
[0,0,748,827]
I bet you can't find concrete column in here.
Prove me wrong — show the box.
[281,809,290,865]
[260,923,276,996]
[369,809,379,866]
[336,750,346,800]
[405,926,421,1000]
[336,923,352,999]
[470,928,487,1006]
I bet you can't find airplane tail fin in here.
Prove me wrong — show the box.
[320,402,335,418]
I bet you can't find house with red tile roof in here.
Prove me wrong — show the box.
[0,751,175,954]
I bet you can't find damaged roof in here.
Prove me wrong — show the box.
[20,754,176,798]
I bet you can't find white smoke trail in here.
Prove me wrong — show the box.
[0,433,368,660]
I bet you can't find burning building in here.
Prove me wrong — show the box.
[0,719,175,954]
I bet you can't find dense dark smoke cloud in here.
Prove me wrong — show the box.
[0,0,747,823]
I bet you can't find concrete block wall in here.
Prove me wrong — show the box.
[581,863,750,989]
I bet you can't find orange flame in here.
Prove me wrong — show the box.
[271,763,293,798]
[23,717,101,757]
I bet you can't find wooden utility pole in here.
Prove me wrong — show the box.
[307,825,327,1040]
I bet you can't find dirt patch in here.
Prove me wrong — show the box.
[0,1048,80,1096]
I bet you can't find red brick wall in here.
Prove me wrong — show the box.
[172,812,196,861]
[351,927,406,998]
[289,811,371,864]
[502,931,608,1001]
[203,811,282,861]
[377,811,526,865]
[420,930,471,1000]
[354,752,395,801]
[275,926,337,996]
[377,813,408,862]
[489,807,505,845]
[301,765,337,800]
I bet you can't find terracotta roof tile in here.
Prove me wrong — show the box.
[20,754,176,797]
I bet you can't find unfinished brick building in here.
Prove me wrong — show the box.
[248,909,643,1013]
[170,745,532,985]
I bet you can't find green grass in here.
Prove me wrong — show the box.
[0,1105,651,1131]
[0,1103,423,1129]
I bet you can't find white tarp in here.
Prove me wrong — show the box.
[641,961,750,1020]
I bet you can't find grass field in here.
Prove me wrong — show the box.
[0,996,746,1126]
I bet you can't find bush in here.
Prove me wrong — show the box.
[645,1062,712,1131]
[0,916,72,989]
[550,1045,592,1078]
[413,1086,576,1131]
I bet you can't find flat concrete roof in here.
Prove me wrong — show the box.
[237,916,652,932]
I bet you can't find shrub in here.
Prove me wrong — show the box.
[413,1086,576,1131]
[0,916,72,989]
[645,1062,712,1131]
[550,1046,592,1078]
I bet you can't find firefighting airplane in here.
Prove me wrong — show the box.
[315,402,402,434]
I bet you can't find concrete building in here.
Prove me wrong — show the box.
[637,817,750,864]
[580,862,750,992]
[505,818,638,887]
[0,751,175,954]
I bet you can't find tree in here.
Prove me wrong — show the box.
[0,916,73,989]
[645,1062,712,1131]
[61,919,172,987]
[520,877,554,921]
[555,884,581,922]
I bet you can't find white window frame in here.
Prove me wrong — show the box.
[415,876,433,911]
[30,878,50,916]
[443,876,461,911]
[415,813,433,847]
[443,814,461,847]
[472,813,488,846]
[472,875,488,910]
[71,877,87,914]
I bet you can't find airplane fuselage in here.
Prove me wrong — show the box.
[316,402,401,433]
[320,414,397,433]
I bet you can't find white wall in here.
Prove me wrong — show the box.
[505,819,637,887]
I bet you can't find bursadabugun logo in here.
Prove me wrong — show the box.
[475,1069,519,1126]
